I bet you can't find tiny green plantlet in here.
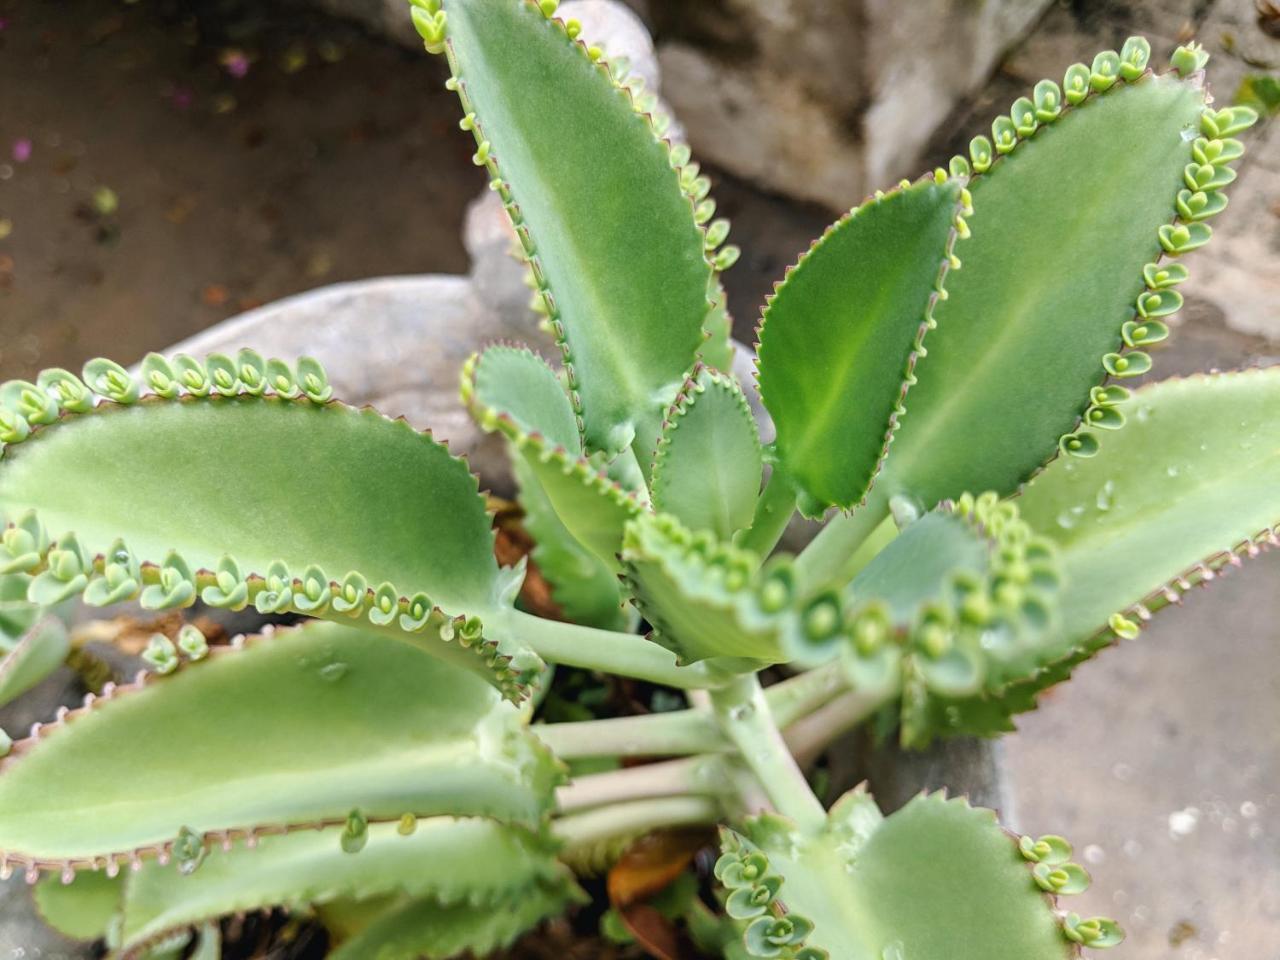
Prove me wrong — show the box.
[0,3,1270,957]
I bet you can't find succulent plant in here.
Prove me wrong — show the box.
[0,2,1271,958]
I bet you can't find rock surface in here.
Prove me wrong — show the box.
[648,0,1054,208]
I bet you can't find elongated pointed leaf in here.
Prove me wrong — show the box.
[0,621,560,869]
[718,790,1110,959]
[513,455,628,630]
[0,358,538,696]
[757,176,964,515]
[443,0,714,456]
[118,818,577,954]
[462,347,642,569]
[879,63,1210,507]
[651,367,763,540]
[1018,369,1280,645]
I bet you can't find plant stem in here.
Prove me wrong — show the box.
[553,796,720,851]
[795,492,890,587]
[735,470,798,558]
[503,609,724,690]
[556,756,719,813]
[534,710,725,760]
[710,674,826,834]
[785,687,894,768]
[534,661,847,759]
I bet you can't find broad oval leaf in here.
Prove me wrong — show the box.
[0,620,560,868]
[651,366,763,540]
[879,68,1207,507]
[720,790,1098,959]
[757,176,964,515]
[1018,368,1280,645]
[0,395,500,615]
[444,0,713,456]
[118,818,577,955]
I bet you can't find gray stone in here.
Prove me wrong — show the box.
[653,0,1053,209]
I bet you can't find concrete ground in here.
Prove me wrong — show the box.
[1,1,1277,959]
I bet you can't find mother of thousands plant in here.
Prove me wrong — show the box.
[0,2,1271,957]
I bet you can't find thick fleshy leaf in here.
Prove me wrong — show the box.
[719,790,1107,959]
[0,613,69,707]
[327,883,574,960]
[0,395,498,613]
[1018,369,1280,646]
[0,361,539,696]
[462,348,643,570]
[841,495,1064,747]
[34,869,122,941]
[513,455,628,630]
[879,66,1208,507]
[757,176,964,515]
[621,512,862,671]
[651,367,763,540]
[117,818,577,955]
[0,621,561,869]
[443,0,714,457]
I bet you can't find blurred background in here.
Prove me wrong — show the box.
[0,0,1277,957]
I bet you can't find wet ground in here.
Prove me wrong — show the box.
[2,1,1278,959]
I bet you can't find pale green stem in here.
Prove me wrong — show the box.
[503,608,723,690]
[734,469,798,559]
[553,796,720,851]
[785,688,894,768]
[795,491,890,587]
[534,661,847,759]
[710,674,826,833]
[556,756,719,813]
[535,709,724,760]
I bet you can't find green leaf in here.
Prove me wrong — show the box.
[465,343,581,455]
[878,67,1207,507]
[443,0,714,457]
[720,790,1106,959]
[34,869,122,941]
[0,573,40,643]
[462,348,642,570]
[757,176,964,515]
[841,494,1064,746]
[0,365,540,696]
[0,620,561,868]
[0,615,70,707]
[621,512,857,670]
[652,367,763,540]
[118,818,577,954]
[1018,369,1280,647]
[513,455,629,630]
[328,882,575,960]
[0,394,498,613]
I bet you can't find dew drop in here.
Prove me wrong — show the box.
[882,941,907,960]
[1095,480,1115,512]
[1166,465,1180,477]
[319,661,349,683]
[1135,404,1154,423]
